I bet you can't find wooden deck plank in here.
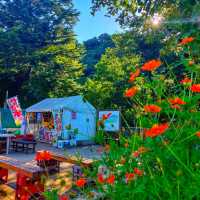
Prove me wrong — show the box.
[50,153,94,167]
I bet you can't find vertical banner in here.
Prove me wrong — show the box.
[53,111,62,136]
[7,96,23,126]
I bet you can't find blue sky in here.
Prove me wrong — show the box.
[73,0,122,42]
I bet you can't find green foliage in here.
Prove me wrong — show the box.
[23,39,84,104]
[79,35,200,200]
[84,37,141,113]
[0,0,80,106]
[43,189,58,200]
[83,33,114,76]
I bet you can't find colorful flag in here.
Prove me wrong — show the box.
[7,96,23,126]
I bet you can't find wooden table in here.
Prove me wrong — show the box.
[0,134,15,154]
[12,139,37,153]
[0,156,44,178]
[0,156,45,199]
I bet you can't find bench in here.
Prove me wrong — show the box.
[12,139,37,154]
[0,156,45,200]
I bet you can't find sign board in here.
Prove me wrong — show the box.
[7,96,23,126]
[98,110,121,132]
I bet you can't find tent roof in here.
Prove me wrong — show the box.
[26,95,96,114]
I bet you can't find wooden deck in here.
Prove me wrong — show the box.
[0,162,73,200]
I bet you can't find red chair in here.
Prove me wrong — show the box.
[24,134,34,141]
[0,168,8,183]
[15,173,44,200]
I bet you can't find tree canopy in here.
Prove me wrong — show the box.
[0,0,82,106]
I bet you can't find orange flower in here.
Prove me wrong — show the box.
[106,174,115,184]
[179,37,194,45]
[190,84,200,93]
[196,132,200,138]
[97,174,105,184]
[35,151,51,161]
[145,123,169,138]
[102,112,112,120]
[75,178,87,187]
[169,97,186,105]
[188,60,195,66]
[134,168,143,176]
[141,59,162,71]
[180,77,192,84]
[124,87,138,98]
[129,69,140,82]
[125,173,135,182]
[144,104,161,113]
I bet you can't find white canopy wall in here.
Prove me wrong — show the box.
[26,95,96,141]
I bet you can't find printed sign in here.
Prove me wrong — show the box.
[7,96,23,126]
[52,111,62,136]
[99,111,121,132]
[71,111,77,120]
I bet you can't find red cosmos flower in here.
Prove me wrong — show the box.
[134,168,143,176]
[129,69,140,82]
[102,112,112,120]
[141,59,162,71]
[145,123,169,138]
[106,174,115,185]
[190,84,200,93]
[97,174,105,184]
[35,151,51,161]
[125,87,138,98]
[196,132,200,138]
[144,104,162,113]
[59,195,69,200]
[169,97,186,105]
[75,178,87,187]
[125,173,135,182]
[133,151,140,158]
[179,37,194,45]
[180,77,192,84]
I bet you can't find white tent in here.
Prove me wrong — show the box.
[26,95,96,143]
